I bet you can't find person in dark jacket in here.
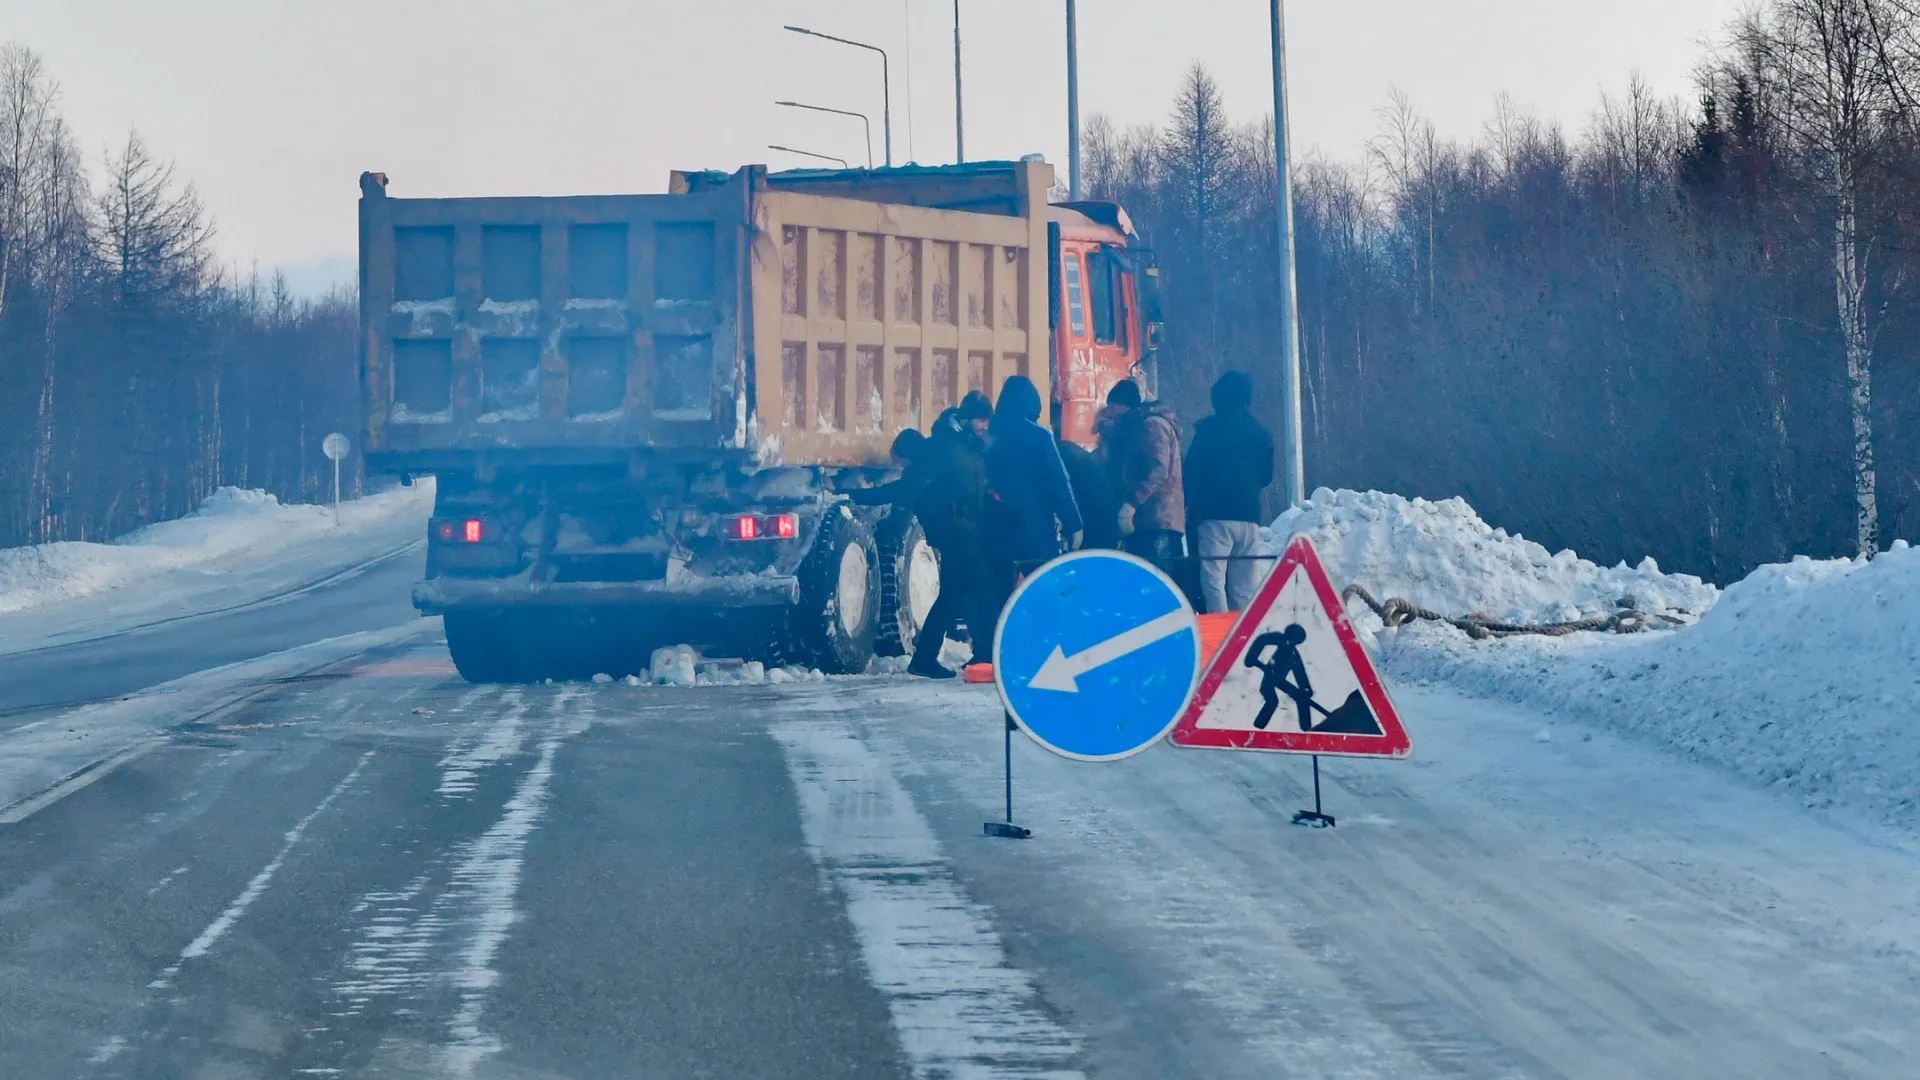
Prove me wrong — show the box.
[896,409,997,678]
[844,428,930,509]
[986,376,1084,570]
[1052,400,1120,549]
[1102,380,1186,571]
[1184,370,1276,612]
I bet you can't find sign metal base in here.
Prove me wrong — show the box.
[1290,754,1336,828]
[984,713,1031,839]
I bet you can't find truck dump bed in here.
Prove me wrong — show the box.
[359,160,1054,473]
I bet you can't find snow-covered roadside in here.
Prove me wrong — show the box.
[0,620,437,820]
[0,482,433,654]
[1258,489,1920,832]
[1376,543,1920,828]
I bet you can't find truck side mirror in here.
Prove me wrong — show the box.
[1146,321,1165,352]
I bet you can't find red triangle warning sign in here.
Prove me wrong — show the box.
[1170,534,1411,758]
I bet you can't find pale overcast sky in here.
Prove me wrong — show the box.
[9,0,1747,286]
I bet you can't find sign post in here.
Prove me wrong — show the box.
[990,550,1202,837]
[1170,535,1412,827]
[322,432,351,526]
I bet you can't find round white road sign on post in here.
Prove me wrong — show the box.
[322,433,351,526]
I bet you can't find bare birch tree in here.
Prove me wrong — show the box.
[1750,0,1915,556]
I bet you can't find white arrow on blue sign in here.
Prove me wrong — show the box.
[993,550,1202,762]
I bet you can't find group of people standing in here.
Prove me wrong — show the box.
[850,370,1275,679]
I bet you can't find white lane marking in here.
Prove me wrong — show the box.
[772,719,1084,1079]
[439,728,563,1076]
[437,688,525,798]
[149,750,375,989]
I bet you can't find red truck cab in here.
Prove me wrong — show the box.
[1047,200,1163,447]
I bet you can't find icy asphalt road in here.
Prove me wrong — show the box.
[0,541,424,730]
[2,624,1919,1076]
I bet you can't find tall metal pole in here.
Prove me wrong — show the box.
[768,144,852,169]
[903,1,915,161]
[1270,0,1305,507]
[1066,0,1080,198]
[953,1,964,162]
[776,101,873,168]
[786,27,892,166]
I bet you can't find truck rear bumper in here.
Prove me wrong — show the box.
[413,573,801,614]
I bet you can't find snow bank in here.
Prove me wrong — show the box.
[0,483,431,616]
[1308,489,1920,829]
[1265,488,1718,623]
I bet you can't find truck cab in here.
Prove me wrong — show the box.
[1046,200,1162,447]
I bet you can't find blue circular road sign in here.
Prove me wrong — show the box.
[994,550,1201,761]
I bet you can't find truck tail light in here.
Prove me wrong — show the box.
[436,519,487,544]
[730,514,797,541]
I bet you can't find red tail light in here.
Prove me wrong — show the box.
[463,519,484,543]
[774,514,797,539]
[733,515,759,540]
[436,521,457,543]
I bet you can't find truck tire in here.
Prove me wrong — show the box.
[444,608,537,684]
[785,507,880,674]
[874,512,940,657]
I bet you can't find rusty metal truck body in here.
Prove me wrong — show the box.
[359,160,1159,681]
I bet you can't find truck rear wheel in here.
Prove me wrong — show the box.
[785,508,880,674]
[875,513,940,656]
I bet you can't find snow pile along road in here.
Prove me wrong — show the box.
[1265,488,1719,623]
[1384,542,1920,828]
[0,483,431,617]
[1277,490,1920,830]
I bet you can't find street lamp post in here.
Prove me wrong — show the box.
[1066,0,1080,198]
[1270,0,1304,507]
[954,0,964,163]
[776,101,872,169]
[785,25,892,167]
[768,144,851,169]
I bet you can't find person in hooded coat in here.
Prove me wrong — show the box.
[868,406,995,677]
[1103,379,1186,571]
[1184,370,1276,613]
[985,376,1084,576]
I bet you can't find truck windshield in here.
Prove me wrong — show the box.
[1087,248,1117,345]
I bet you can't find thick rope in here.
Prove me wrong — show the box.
[1341,583,1681,640]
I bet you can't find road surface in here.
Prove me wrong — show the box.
[0,541,423,731]
[1,563,1917,1077]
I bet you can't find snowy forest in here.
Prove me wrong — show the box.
[1094,0,1920,581]
[0,44,358,550]
[4,0,1920,581]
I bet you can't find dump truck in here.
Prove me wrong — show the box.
[359,160,1163,682]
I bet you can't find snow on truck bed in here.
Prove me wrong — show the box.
[1271,489,1919,831]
